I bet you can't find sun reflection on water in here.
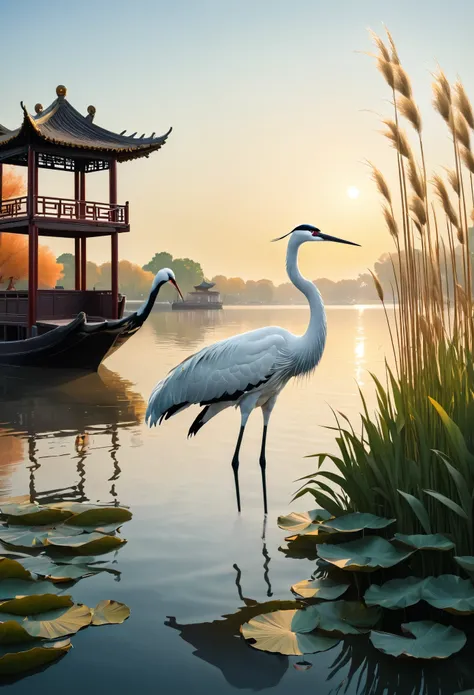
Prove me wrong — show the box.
[354,307,366,386]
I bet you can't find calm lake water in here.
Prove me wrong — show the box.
[0,306,469,693]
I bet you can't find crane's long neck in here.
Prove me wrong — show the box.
[286,236,327,364]
[135,280,165,323]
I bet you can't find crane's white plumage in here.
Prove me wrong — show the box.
[146,224,359,513]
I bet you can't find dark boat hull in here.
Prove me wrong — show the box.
[0,313,141,370]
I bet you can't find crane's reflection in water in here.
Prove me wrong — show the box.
[0,366,145,504]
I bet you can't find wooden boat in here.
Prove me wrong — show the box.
[0,280,164,370]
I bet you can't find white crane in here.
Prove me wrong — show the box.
[146,225,359,513]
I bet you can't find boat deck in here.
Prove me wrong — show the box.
[37,318,104,328]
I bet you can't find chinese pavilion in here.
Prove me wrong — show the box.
[0,85,171,337]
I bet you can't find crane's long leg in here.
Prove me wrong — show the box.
[231,425,246,512]
[260,396,277,515]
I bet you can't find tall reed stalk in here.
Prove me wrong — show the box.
[299,30,474,557]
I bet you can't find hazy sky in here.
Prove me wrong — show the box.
[2,0,474,282]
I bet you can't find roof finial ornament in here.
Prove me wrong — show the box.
[34,104,43,114]
[56,85,67,98]
[87,105,96,122]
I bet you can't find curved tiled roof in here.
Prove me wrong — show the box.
[0,88,171,161]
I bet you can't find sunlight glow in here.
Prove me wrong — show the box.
[347,186,360,199]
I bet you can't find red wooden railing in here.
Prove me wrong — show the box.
[0,196,128,224]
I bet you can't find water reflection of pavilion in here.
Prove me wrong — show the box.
[0,367,145,504]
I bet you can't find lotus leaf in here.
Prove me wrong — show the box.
[19,604,92,639]
[277,509,332,534]
[370,621,466,659]
[0,558,32,581]
[423,575,474,614]
[291,578,350,600]
[44,533,125,555]
[320,512,395,534]
[455,557,474,574]
[0,621,36,645]
[240,608,339,655]
[0,639,71,675]
[317,536,414,571]
[0,594,73,616]
[19,556,98,582]
[306,601,381,635]
[64,507,132,527]
[0,580,64,600]
[91,600,130,625]
[393,533,455,551]
[0,528,51,549]
[0,503,73,526]
[365,577,427,609]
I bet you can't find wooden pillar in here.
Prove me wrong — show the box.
[79,170,86,291]
[0,162,3,206]
[27,148,38,332]
[109,160,118,319]
[74,171,81,290]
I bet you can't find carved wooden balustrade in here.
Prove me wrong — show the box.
[0,196,129,225]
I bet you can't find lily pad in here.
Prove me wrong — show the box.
[317,536,414,571]
[19,604,92,639]
[0,558,32,581]
[44,533,125,555]
[0,580,64,600]
[277,509,332,535]
[0,503,73,527]
[291,578,350,600]
[0,594,73,616]
[0,528,50,550]
[240,608,339,655]
[365,577,427,609]
[0,621,36,645]
[370,621,466,659]
[423,575,474,614]
[19,556,98,583]
[91,600,130,625]
[455,557,474,574]
[0,639,71,675]
[307,601,381,635]
[320,512,395,534]
[393,533,455,551]
[64,507,132,527]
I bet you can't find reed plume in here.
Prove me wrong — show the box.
[368,162,392,203]
[407,156,424,199]
[382,119,411,158]
[385,27,401,65]
[455,114,471,149]
[459,145,474,174]
[369,269,384,301]
[398,95,422,133]
[394,65,412,99]
[454,80,474,129]
[432,174,459,227]
[432,80,452,124]
[409,195,427,228]
[445,168,460,196]
[381,204,399,238]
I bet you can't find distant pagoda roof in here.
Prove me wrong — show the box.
[193,280,215,291]
[0,85,171,162]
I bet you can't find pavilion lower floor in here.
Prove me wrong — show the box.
[0,290,125,340]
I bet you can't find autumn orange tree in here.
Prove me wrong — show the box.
[0,167,63,288]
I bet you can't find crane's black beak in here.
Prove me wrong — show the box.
[170,278,184,300]
[320,233,360,246]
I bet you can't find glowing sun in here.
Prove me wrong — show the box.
[347,186,360,199]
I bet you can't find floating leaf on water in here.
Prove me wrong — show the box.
[18,557,98,583]
[307,601,381,635]
[0,580,64,600]
[423,575,474,614]
[91,600,130,625]
[19,604,92,639]
[240,608,339,655]
[370,621,466,659]
[0,639,71,676]
[0,528,50,550]
[0,503,73,527]
[277,510,332,535]
[0,558,32,581]
[365,577,427,609]
[320,512,395,534]
[44,533,125,555]
[65,508,131,527]
[293,661,312,671]
[317,536,414,571]
[0,594,73,616]
[0,621,36,645]
[455,557,474,574]
[291,578,350,600]
[393,533,455,551]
